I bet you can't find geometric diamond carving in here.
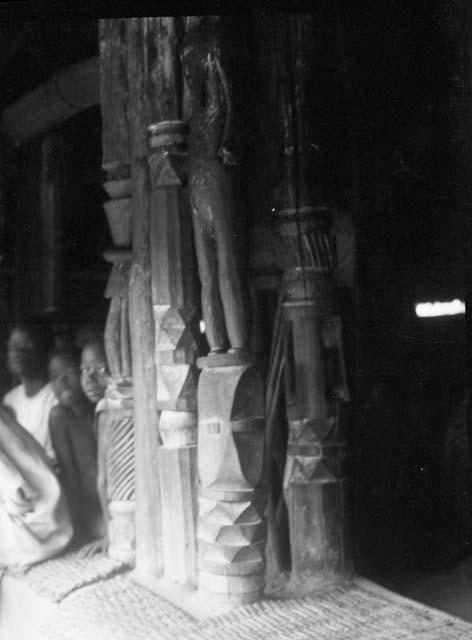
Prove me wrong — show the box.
[157,364,198,412]
[149,149,187,189]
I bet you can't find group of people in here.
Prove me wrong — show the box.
[0,315,109,568]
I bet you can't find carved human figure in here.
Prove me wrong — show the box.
[183,20,248,354]
[104,258,132,380]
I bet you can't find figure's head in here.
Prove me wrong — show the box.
[49,346,84,408]
[7,316,55,379]
[182,16,219,83]
[80,340,108,404]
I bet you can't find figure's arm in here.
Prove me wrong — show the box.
[0,444,34,517]
[214,54,237,166]
[104,296,122,378]
[120,294,132,379]
[48,407,72,486]
[1,403,16,421]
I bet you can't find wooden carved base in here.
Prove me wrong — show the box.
[274,206,352,591]
[197,358,267,604]
[284,416,350,588]
[104,382,136,564]
[108,500,135,563]
[159,410,198,584]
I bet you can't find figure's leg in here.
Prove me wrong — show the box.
[77,415,109,556]
[104,297,122,377]
[212,179,248,351]
[68,418,104,541]
[120,296,132,378]
[49,412,82,541]
[191,197,227,352]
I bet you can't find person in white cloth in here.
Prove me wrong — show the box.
[0,316,72,568]
[0,404,72,568]
[3,316,57,463]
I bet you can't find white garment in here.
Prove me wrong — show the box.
[0,405,72,568]
[3,383,57,461]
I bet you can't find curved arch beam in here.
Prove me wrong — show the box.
[1,56,99,145]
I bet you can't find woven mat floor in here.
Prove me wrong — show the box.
[9,551,130,602]
[39,573,472,640]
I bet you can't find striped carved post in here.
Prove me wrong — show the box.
[99,18,135,563]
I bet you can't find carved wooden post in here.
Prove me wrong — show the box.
[271,14,352,590]
[183,17,267,605]
[100,18,135,563]
[127,17,190,580]
[124,18,165,578]
[148,118,200,585]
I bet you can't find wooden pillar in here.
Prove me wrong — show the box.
[125,18,169,578]
[148,119,200,585]
[99,19,136,563]
[270,14,352,590]
[143,18,200,585]
[40,131,62,312]
[183,16,267,605]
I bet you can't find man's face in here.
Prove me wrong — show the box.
[7,329,41,378]
[49,355,82,408]
[80,345,108,404]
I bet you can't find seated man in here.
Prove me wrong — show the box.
[79,338,135,561]
[0,405,72,569]
[48,346,104,547]
[79,339,110,554]
[3,316,57,463]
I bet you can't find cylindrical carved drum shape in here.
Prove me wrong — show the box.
[197,361,267,604]
[103,195,132,247]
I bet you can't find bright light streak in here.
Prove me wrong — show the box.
[415,299,465,318]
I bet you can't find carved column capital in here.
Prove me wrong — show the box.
[103,177,132,250]
[148,120,188,189]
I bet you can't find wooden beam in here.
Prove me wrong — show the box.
[40,131,62,311]
[127,17,164,580]
[1,57,99,144]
